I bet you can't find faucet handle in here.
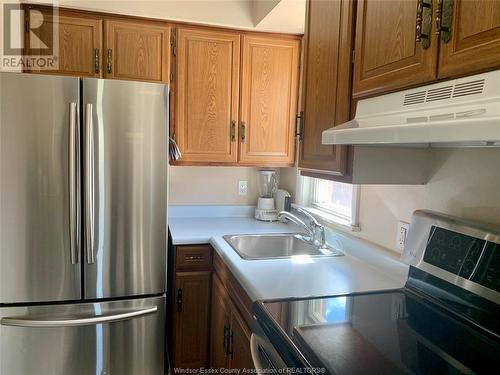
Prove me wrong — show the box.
[296,207,321,227]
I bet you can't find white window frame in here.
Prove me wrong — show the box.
[295,175,360,231]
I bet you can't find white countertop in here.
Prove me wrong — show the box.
[169,206,409,302]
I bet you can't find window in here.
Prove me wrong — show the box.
[297,176,359,229]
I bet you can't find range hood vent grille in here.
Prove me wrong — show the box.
[403,79,485,106]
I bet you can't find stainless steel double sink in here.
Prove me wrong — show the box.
[223,233,343,260]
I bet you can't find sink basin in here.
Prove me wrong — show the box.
[223,233,343,260]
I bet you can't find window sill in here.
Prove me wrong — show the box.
[291,204,361,233]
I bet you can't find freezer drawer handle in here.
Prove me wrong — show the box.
[0,306,157,328]
[68,102,80,265]
[85,103,95,264]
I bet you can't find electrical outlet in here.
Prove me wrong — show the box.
[238,180,248,196]
[397,221,410,252]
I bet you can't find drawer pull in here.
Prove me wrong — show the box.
[185,255,204,261]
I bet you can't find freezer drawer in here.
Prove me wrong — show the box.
[0,296,165,375]
[0,73,81,304]
[83,78,168,299]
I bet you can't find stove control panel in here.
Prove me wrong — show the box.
[424,226,500,293]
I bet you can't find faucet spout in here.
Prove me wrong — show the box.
[277,211,314,239]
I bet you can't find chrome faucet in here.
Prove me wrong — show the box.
[278,207,326,248]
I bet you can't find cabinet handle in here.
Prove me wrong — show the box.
[94,48,100,74]
[184,255,204,261]
[435,0,442,35]
[415,0,423,42]
[416,0,432,49]
[440,0,453,43]
[223,325,230,353]
[230,120,236,142]
[227,329,234,359]
[240,121,246,143]
[177,288,183,312]
[106,49,112,74]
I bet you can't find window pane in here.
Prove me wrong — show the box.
[313,179,353,218]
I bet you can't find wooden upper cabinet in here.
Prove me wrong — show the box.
[104,20,170,82]
[438,0,500,78]
[172,271,211,369]
[299,0,354,175]
[175,28,240,164]
[238,36,299,166]
[25,8,102,77]
[352,0,438,98]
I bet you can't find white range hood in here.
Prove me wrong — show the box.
[322,70,500,147]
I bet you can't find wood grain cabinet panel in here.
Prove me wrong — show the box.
[172,271,211,369]
[352,0,438,97]
[25,9,102,77]
[104,20,170,82]
[438,0,500,78]
[210,274,231,368]
[228,308,254,370]
[238,36,299,166]
[299,0,354,175]
[175,28,240,164]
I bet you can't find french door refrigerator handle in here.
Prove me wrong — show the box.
[69,102,79,265]
[0,306,157,327]
[85,103,95,264]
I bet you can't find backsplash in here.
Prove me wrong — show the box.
[169,166,260,205]
[358,149,500,252]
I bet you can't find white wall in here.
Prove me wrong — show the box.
[356,149,500,253]
[169,166,260,205]
[23,0,305,33]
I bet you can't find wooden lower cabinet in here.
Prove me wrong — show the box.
[209,274,254,370]
[171,246,254,371]
[228,307,254,370]
[210,274,231,368]
[172,271,211,369]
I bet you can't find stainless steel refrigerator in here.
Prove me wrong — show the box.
[0,72,168,375]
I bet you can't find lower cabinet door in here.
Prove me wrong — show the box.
[229,307,254,370]
[0,296,165,375]
[173,271,211,369]
[210,274,232,368]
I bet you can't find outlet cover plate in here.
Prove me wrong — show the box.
[238,180,248,196]
[397,221,410,252]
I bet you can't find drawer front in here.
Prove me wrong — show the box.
[176,245,213,271]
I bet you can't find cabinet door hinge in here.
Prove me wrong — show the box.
[170,72,174,82]
[295,111,303,141]
[24,18,29,33]
[351,50,356,64]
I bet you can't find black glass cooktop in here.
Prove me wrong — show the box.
[254,288,500,374]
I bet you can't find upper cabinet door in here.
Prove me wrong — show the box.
[238,36,299,166]
[104,20,170,83]
[353,0,438,98]
[438,0,500,78]
[25,8,102,77]
[175,28,240,164]
[299,0,354,174]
